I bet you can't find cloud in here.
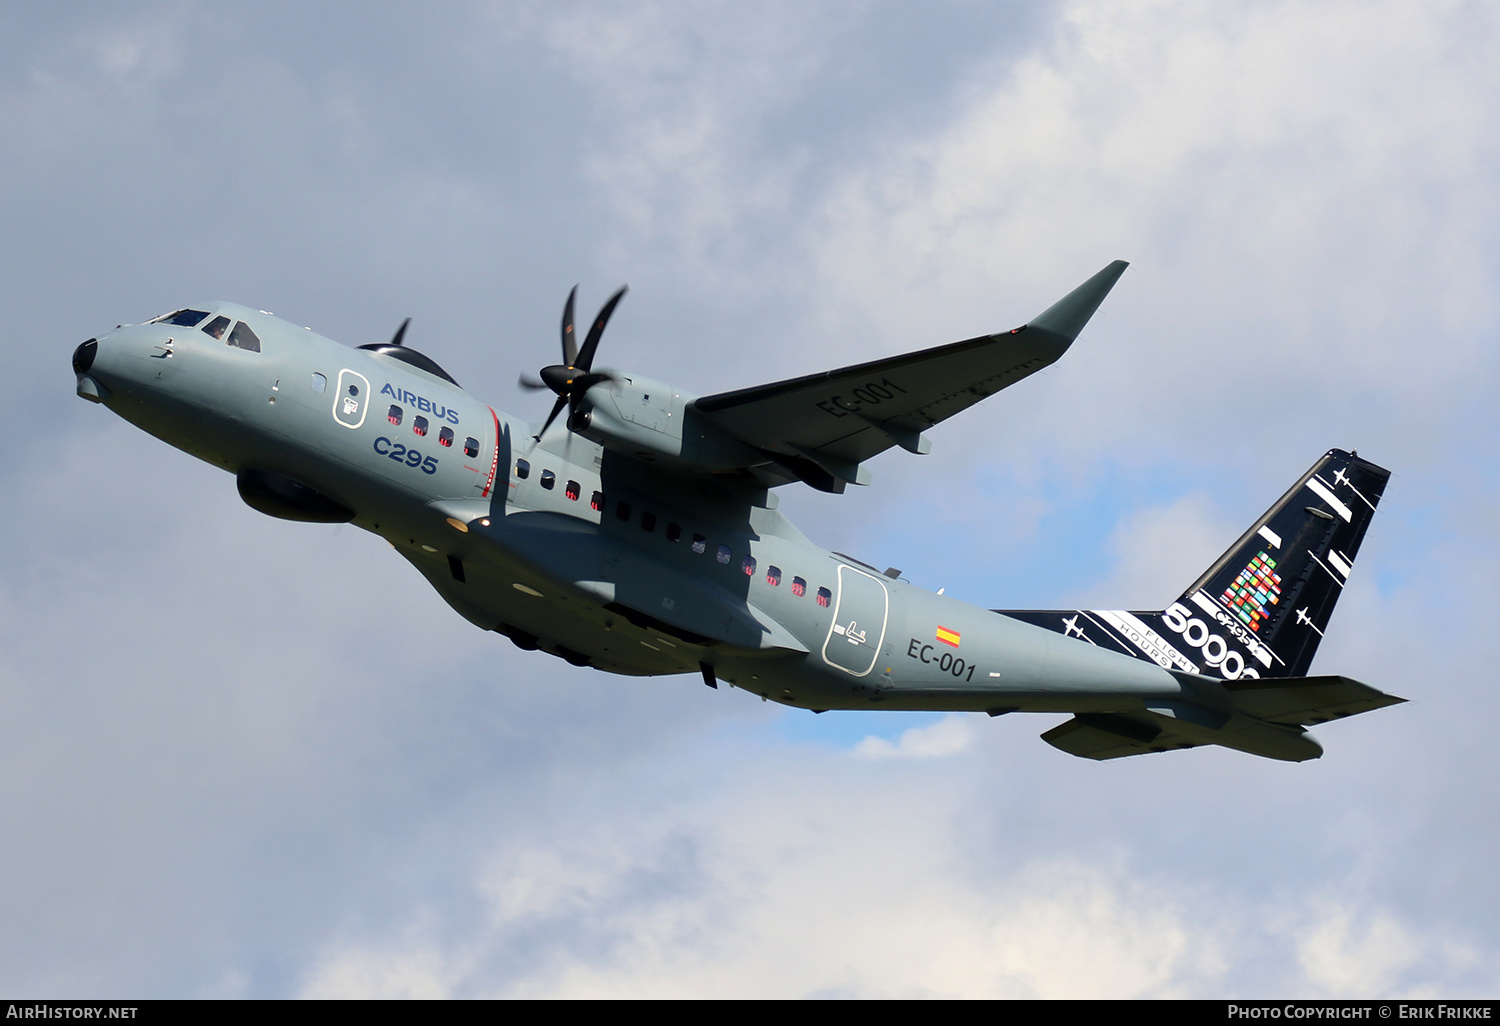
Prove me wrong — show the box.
[292,732,1494,998]
[809,0,1500,468]
[853,713,977,759]
[297,741,1223,999]
[3,0,1498,1000]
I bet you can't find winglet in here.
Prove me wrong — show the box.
[1028,260,1129,342]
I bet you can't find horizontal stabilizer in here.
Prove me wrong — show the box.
[1221,674,1405,726]
[1041,712,1193,761]
[1040,675,1400,762]
[1041,706,1326,763]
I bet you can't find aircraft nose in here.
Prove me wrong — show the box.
[73,337,111,403]
[73,338,97,374]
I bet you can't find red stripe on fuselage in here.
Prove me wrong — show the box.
[481,407,500,498]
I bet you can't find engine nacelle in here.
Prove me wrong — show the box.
[571,373,760,471]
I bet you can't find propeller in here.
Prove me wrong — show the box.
[520,285,628,439]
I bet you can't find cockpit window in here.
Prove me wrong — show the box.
[227,322,261,353]
[151,309,211,326]
[201,316,231,340]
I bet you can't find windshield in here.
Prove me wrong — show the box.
[149,309,211,327]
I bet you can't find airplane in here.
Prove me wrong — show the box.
[70,260,1404,762]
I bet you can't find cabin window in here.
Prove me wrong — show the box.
[540,470,555,490]
[565,480,580,501]
[816,587,832,608]
[153,309,210,326]
[641,511,657,532]
[716,544,731,565]
[691,534,707,554]
[616,501,632,522]
[311,372,327,393]
[666,523,681,542]
[766,566,781,586]
[439,426,454,447]
[590,491,605,511]
[514,458,530,479]
[201,316,231,341]
[741,555,756,577]
[412,416,428,437]
[227,322,261,353]
[791,576,806,597]
[463,437,479,458]
[387,405,403,426]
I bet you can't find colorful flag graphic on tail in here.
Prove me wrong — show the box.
[1222,550,1282,632]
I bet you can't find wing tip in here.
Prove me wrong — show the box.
[1028,259,1130,342]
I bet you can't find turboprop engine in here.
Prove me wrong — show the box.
[520,288,763,473]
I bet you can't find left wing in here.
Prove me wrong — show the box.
[689,260,1127,492]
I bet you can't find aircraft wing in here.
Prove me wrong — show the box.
[689,261,1128,492]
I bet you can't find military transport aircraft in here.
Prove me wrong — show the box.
[71,261,1403,761]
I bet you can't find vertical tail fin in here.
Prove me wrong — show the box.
[996,449,1398,759]
[1170,448,1389,679]
[998,449,1390,682]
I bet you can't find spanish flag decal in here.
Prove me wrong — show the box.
[936,625,961,648]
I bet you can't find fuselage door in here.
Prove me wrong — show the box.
[821,564,890,677]
[333,369,371,429]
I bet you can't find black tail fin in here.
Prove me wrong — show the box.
[998,449,1390,683]
[1167,448,1389,679]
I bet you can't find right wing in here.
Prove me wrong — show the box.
[689,260,1128,492]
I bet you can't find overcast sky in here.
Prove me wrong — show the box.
[3,0,1498,998]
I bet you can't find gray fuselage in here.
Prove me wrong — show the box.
[77,305,1185,715]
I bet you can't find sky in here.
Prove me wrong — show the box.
[2,0,1498,998]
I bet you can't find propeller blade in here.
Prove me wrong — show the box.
[568,370,612,393]
[560,286,578,367]
[576,285,627,371]
[535,394,568,440]
[389,317,411,347]
[518,371,549,391]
